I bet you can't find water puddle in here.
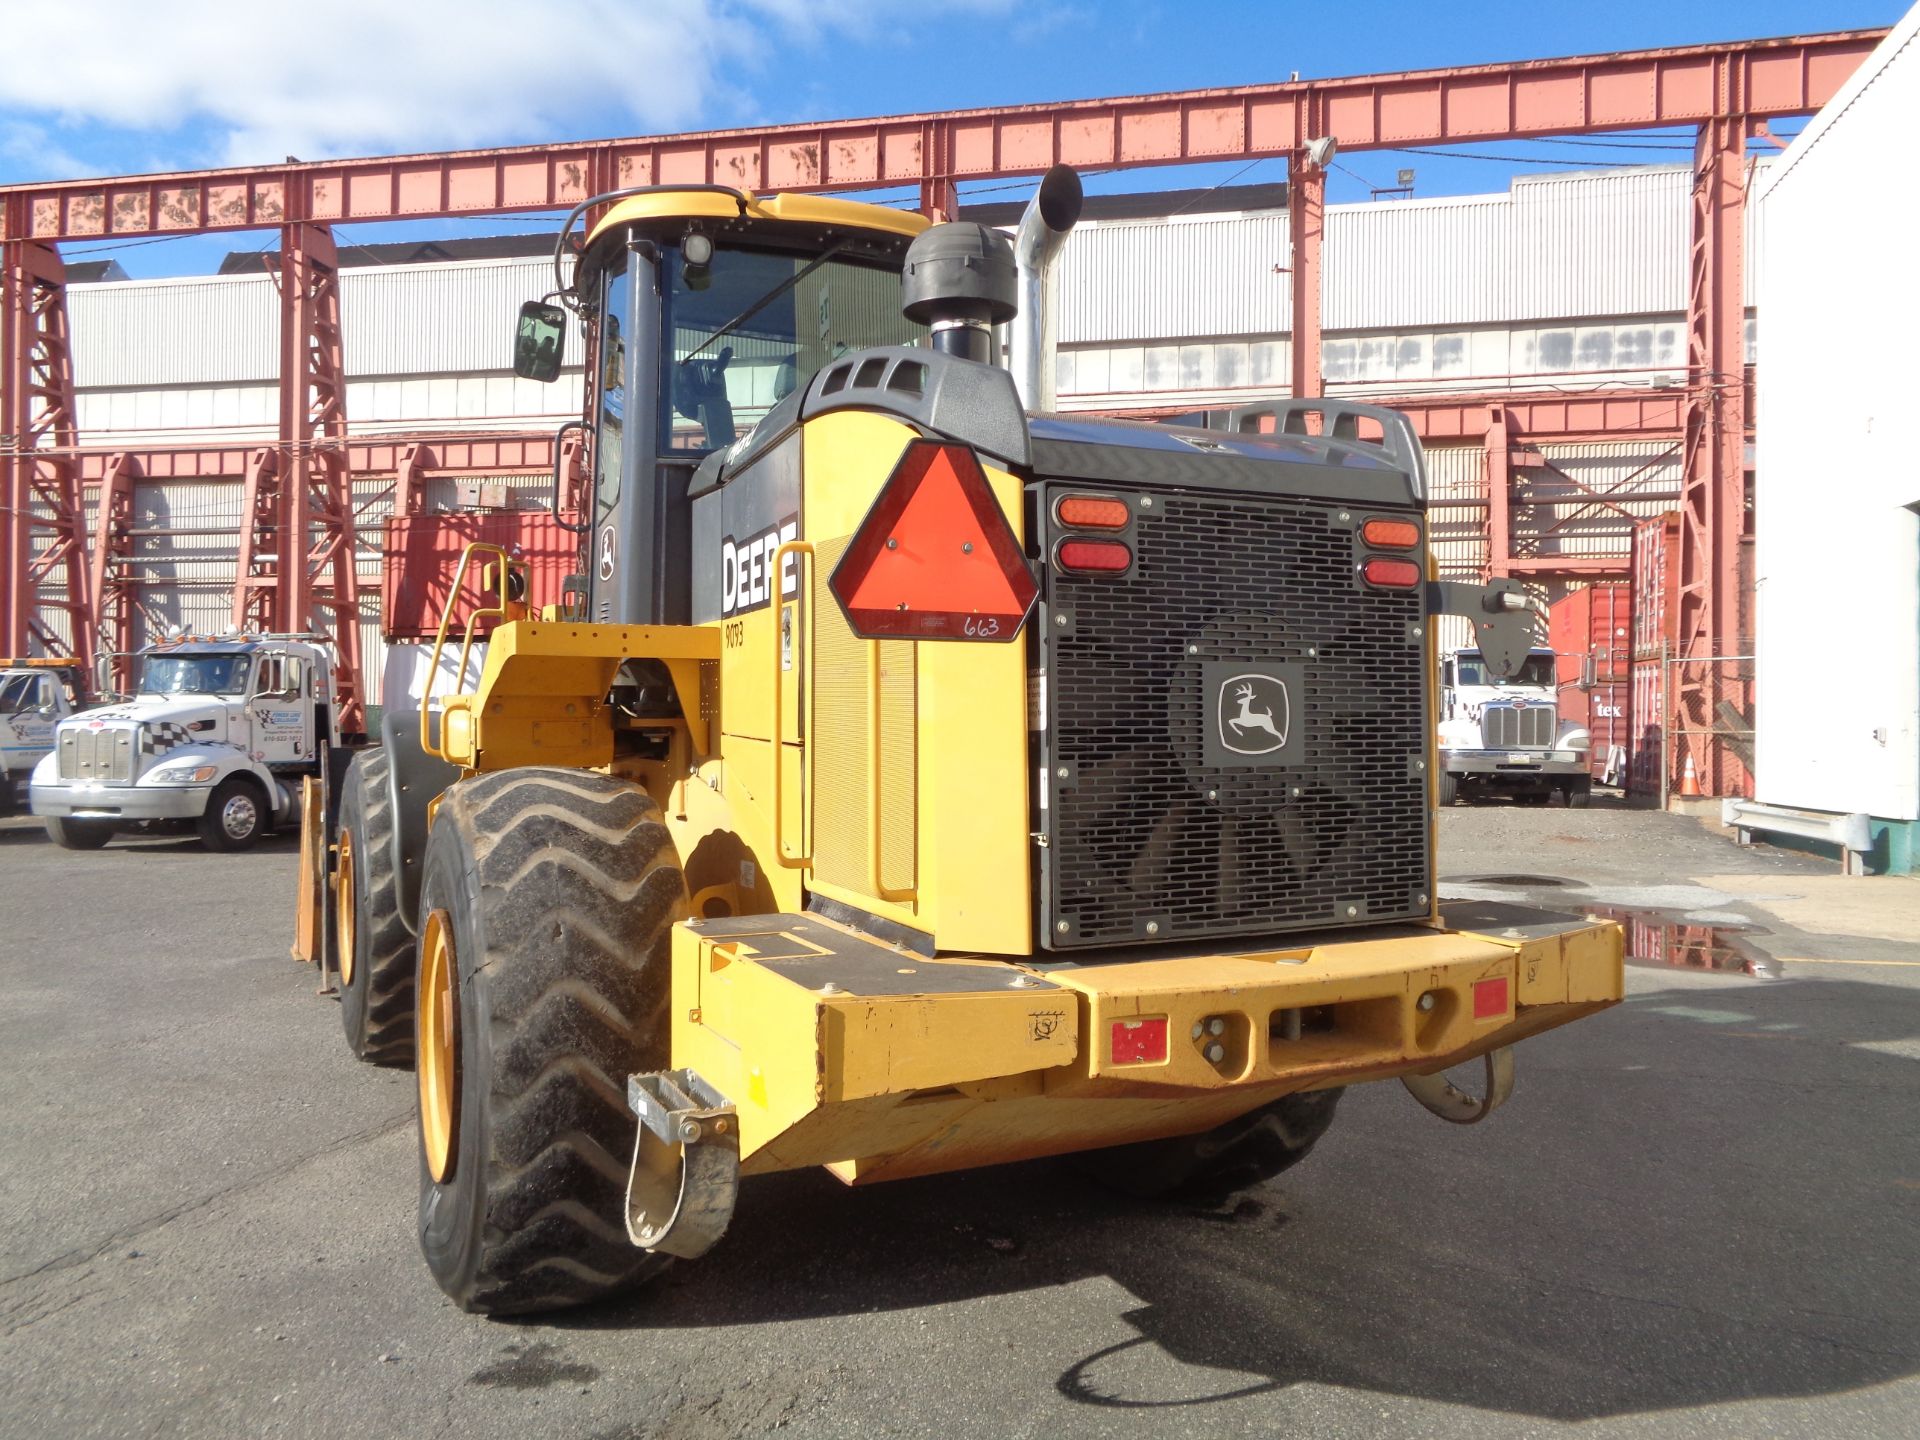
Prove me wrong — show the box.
[1583,904,1783,979]
[1443,873,1581,889]
[1440,872,1783,979]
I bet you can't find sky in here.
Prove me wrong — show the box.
[0,0,1903,278]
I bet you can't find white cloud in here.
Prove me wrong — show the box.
[0,121,97,180]
[0,0,1018,169]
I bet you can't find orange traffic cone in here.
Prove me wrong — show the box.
[1679,752,1702,797]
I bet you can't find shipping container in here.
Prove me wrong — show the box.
[1631,511,1680,660]
[1558,679,1632,785]
[1628,658,1666,797]
[1549,583,1632,687]
[382,512,581,641]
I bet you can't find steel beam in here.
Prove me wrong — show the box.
[0,31,1882,242]
[1504,555,1634,576]
[1676,106,1752,797]
[1121,389,1691,440]
[2,237,89,658]
[1485,408,1512,578]
[232,445,280,635]
[73,432,565,483]
[1287,149,1324,401]
[395,441,434,517]
[88,451,142,688]
[257,222,363,736]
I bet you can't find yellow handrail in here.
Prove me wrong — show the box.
[420,542,516,762]
[866,641,917,904]
[770,540,813,870]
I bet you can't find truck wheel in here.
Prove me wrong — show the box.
[1076,1087,1344,1200]
[336,749,413,1067]
[199,776,267,851]
[44,816,116,850]
[1568,781,1592,809]
[415,768,687,1316]
[1437,772,1458,807]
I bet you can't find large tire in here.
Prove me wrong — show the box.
[1567,780,1593,809]
[415,768,687,1316]
[336,749,414,1066]
[45,815,115,850]
[1436,772,1458,807]
[1077,1087,1344,1200]
[198,775,267,851]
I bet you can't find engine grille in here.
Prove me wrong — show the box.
[1480,703,1556,749]
[1039,486,1429,949]
[58,726,135,782]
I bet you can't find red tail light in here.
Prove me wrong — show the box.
[1361,556,1421,589]
[1056,495,1131,529]
[1361,517,1421,549]
[1057,539,1132,574]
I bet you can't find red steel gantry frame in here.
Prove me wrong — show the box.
[0,27,1886,773]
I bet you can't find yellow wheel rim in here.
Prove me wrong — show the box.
[334,830,356,988]
[418,909,459,1184]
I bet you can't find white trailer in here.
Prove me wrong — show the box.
[1750,10,1920,873]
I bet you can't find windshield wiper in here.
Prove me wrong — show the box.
[681,240,855,363]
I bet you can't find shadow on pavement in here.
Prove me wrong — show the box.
[547,975,1920,1421]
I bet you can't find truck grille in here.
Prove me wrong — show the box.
[1039,486,1429,949]
[1480,703,1555,749]
[58,727,135,782]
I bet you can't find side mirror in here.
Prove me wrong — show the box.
[513,301,569,383]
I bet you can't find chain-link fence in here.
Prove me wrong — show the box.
[1656,642,1755,802]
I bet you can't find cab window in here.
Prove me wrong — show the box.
[253,653,303,699]
[595,258,631,520]
[660,245,923,453]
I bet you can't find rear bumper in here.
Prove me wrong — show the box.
[669,902,1623,1183]
[30,782,210,821]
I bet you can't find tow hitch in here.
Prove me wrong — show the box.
[625,1069,740,1258]
[1401,1046,1515,1124]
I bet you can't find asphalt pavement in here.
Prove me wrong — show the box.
[2,798,1916,1439]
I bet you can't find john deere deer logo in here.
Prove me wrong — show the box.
[1218,673,1290,756]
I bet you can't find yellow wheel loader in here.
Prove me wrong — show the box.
[295,167,1623,1315]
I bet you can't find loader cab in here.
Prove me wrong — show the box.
[539,192,929,626]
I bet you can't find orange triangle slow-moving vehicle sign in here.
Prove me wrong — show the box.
[828,440,1038,642]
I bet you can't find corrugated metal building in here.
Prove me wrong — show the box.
[55,163,1718,678]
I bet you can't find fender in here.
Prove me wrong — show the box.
[147,747,291,815]
[380,708,460,934]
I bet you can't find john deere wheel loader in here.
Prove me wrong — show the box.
[295,167,1623,1316]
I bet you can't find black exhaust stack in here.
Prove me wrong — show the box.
[901,222,1017,365]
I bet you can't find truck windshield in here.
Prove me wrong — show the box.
[139,654,250,695]
[1454,654,1556,688]
[0,673,36,712]
[662,245,923,453]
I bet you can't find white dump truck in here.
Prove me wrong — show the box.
[1437,646,1592,807]
[1,658,87,816]
[29,633,345,851]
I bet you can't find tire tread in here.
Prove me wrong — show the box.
[422,767,683,1316]
[340,750,415,1065]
